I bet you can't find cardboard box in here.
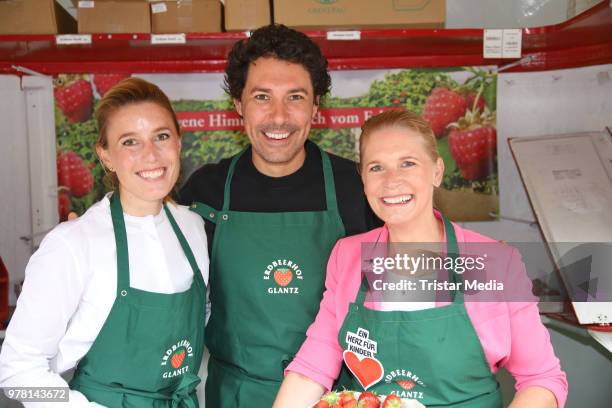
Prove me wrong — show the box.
[78,0,151,33]
[150,0,221,33]
[273,0,445,29]
[224,0,271,31]
[0,0,76,34]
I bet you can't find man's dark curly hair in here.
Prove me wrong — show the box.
[224,24,331,103]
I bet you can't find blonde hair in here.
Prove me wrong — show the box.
[95,77,180,202]
[359,110,439,170]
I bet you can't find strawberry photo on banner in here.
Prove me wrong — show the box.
[53,67,498,222]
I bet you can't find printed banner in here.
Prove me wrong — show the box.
[53,67,498,221]
[176,107,397,131]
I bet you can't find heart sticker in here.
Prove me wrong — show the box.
[343,350,384,390]
[274,269,293,287]
[171,349,186,369]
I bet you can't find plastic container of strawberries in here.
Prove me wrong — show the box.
[310,391,426,408]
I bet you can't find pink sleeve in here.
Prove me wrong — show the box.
[285,240,346,390]
[503,250,568,407]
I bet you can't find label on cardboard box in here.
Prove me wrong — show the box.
[151,3,168,14]
[78,1,95,8]
[327,31,361,41]
[56,35,92,45]
[151,34,187,44]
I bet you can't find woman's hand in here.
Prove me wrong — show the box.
[273,372,325,408]
[509,386,558,408]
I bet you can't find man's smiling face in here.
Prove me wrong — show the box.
[234,57,318,177]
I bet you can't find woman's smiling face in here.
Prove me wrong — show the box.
[360,126,444,228]
[97,101,181,214]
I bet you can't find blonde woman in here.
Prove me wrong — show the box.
[0,78,209,407]
[274,110,567,408]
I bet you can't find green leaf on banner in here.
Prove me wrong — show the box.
[437,137,456,175]
[483,80,497,111]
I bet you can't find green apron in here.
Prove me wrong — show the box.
[336,216,502,407]
[70,194,206,408]
[191,146,346,407]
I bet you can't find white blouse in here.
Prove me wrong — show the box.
[0,196,210,407]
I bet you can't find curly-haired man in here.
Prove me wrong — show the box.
[180,24,378,407]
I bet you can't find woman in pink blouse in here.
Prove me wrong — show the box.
[273,110,567,407]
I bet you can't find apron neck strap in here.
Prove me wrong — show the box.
[163,205,204,288]
[355,275,370,305]
[221,144,340,213]
[110,193,131,295]
[442,214,464,304]
[355,214,463,306]
[110,193,205,297]
[221,148,247,212]
[319,145,340,213]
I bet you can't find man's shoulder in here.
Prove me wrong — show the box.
[179,155,234,206]
[327,150,358,171]
[319,148,360,183]
[187,155,233,182]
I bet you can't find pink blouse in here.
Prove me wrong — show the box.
[286,217,568,407]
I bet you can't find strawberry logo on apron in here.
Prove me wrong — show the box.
[384,368,426,399]
[396,379,416,390]
[170,349,186,369]
[263,259,303,295]
[161,340,193,379]
[274,269,293,286]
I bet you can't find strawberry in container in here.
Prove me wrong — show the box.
[312,391,425,408]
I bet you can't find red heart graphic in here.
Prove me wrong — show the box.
[274,269,293,287]
[343,350,384,390]
[171,350,185,369]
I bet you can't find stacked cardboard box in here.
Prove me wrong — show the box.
[77,0,151,33]
[224,0,271,31]
[1,0,446,35]
[0,0,76,34]
[150,0,221,33]
[273,0,446,30]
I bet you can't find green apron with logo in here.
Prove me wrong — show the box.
[336,215,502,407]
[191,146,346,407]
[70,194,206,408]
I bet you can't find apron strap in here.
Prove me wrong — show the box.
[72,372,200,407]
[355,214,463,306]
[318,146,340,214]
[110,193,131,296]
[169,373,201,408]
[111,193,207,297]
[188,148,249,223]
[217,144,339,214]
[190,201,219,224]
[221,148,248,212]
[442,215,464,304]
[355,276,369,305]
[164,205,206,290]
